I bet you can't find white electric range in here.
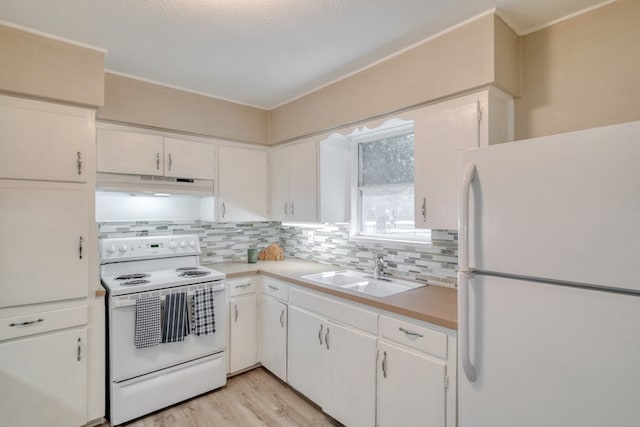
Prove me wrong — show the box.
[100,234,227,426]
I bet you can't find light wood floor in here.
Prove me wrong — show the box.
[108,368,342,427]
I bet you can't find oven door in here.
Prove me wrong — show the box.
[108,281,226,382]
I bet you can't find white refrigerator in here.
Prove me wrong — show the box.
[457,120,640,427]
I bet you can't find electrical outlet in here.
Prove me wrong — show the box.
[307,231,314,243]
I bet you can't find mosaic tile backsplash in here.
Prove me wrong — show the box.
[98,221,458,287]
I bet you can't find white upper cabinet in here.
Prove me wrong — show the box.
[269,139,317,222]
[0,95,93,183]
[97,129,164,176]
[218,145,268,222]
[413,88,513,230]
[163,137,215,180]
[318,134,350,223]
[97,130,215,180]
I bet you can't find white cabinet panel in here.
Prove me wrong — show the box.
[377,341,447,427]
[269,148,289,221]
[218,146,268,222]
[0,184,89,307]
[269,139,317,222]
[163,137,215,180]
[229,293,258,373]
[287,306,327,406]
[97,129,164,176]
[0,95,93,183]
[261,295,287,381]
[324,319,376,427]
[413,94,479,230]
[0,328,88,427]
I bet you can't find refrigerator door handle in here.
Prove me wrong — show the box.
[459,271,477,382]
[459,162,477,382]
[458,163,476,273]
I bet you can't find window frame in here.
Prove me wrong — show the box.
[349,118,430,244]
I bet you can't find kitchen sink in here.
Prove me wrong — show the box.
[301,270,426,297]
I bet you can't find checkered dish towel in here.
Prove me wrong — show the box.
[192,287,216,336]
[134,295,162,349]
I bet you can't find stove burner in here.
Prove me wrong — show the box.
[115,273,150,280]
[122,279,150,286]
[176,267,198,272]
[178,270,211,278]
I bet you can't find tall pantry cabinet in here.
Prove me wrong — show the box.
[0,94,97,426]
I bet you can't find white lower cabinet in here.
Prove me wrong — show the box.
[288,289,377,427]
[0,327,88,427]
[260,294,287,381]
[377,341,446,427]
[228,277,259,374]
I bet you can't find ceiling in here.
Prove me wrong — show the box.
[0,0,611,109]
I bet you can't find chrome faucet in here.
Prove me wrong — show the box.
[373,254,385,279]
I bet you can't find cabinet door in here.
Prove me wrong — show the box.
[261,295,287,381]
[0,95,92,183]
[288,141,318,222]
[229,293,258,373]
[0,184,89,307]
[413,95,479,230]
[163,137,215,180]
[377,341,447,427]
[218,146,268,222]
[97,129,164,176]
[287,306,327,406]
[0,328,88,427]
[269,147,290,221]
[323,320,376,427]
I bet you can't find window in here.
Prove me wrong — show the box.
[350,119,429,242]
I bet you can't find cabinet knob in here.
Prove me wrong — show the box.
[156,152,160,170]
[279,310,285,328]
[318,323,324,345]
[421,197,427,222]
[76,152,82,175]
[382,350,388,378]
[168,153,173,171]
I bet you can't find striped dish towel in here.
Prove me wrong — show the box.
[192,287,216,336]
[162,292,190,343]
[134,295,161,349]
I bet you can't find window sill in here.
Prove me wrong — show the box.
[349,234,432,248]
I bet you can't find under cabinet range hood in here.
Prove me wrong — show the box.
[96,172,214,197]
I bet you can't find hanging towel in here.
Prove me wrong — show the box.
[192,287,216,336]
[162,292,190,343]
[134,295,162,349]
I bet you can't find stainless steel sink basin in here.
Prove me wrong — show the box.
[301,270,426,297]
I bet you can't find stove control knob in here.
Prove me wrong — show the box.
[118,244,128,253]
[169,241,178,249]
[189,240,196,247]
[180,241,187,248]
[106,245,116,254]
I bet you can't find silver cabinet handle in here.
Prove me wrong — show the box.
[318,323,323,345]
[221,202,226,219]
[77,337,82,361]
[156,152,160,170]
[325,327,330,350]
[10,318,43,327]
[268,285,279,291]
[382,351,387,378]
[290,201,295,217]
[234,283,251,289]
[78,236,83,260]
[399,327,423,338]
[284,202,288,218]
[279,310,285,328]
[421,197,427,222]
[168,153,173,171]
[234,304,238,322]
[76,152,82,175]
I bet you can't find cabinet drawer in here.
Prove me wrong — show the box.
[228,277,257,296]
[0,305,88,341]
[379,315,447,359]
[262,277,289,301]
[289,288,377,334]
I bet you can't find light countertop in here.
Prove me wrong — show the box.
[204,259,457,330]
